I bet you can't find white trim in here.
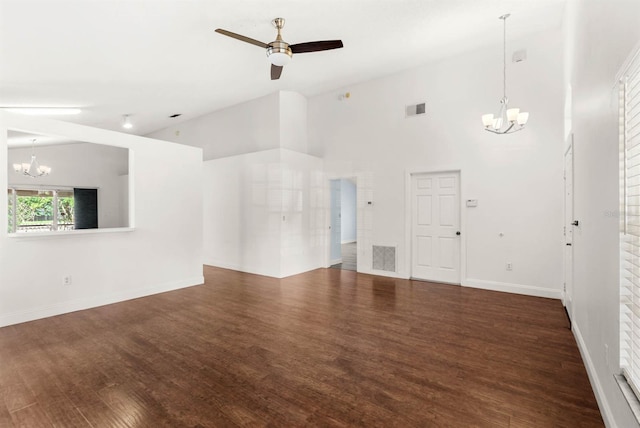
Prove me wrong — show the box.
[330,258,343,265]
[462,278,562,299]
[357,268,409,280]
[0,276,204,328]
[8,227,135,239]
[341,239,356,244]
[205,261,281,278]
[573,322,617,428]
[615,37,640,85]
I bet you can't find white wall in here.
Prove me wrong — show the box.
[148,92,281,160]
[202,149,282,277]
[279,91,308,153]
[340,178,357,243]
[279,149,325,277]
[564,1,640,426]
[8,142,129,228]
[202,148,324,278]
[308,26,565,297]
[148,90,309,160]
[0,112,204,327]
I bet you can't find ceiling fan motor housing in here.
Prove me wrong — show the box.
[267,40,292,66]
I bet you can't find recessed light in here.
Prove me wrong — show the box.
[122,114,133,129]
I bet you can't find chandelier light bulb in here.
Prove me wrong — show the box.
[14,140,51,178]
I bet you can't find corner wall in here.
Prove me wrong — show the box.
[0,112,204,327]
[202,148,324,278]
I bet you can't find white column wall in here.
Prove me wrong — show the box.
[202,148,324,278]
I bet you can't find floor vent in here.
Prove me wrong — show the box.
[372,245,396,272]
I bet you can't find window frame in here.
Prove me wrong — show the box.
[7,185,75,233]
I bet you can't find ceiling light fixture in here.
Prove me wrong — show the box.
[3,107,81,116]
[481,14,529,134]
[122,114,133,129]
[266,19,292,67]
[13,139,51,178]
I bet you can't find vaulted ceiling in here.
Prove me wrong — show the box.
[1,0,565,135]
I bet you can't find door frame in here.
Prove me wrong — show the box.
[325,174,360,270]
[404,168,466,283]
[563,137,574,319]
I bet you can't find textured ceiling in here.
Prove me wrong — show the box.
[0,0,566,136]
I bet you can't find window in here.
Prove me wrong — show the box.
[620,47,640,399]
[7,187,75,233]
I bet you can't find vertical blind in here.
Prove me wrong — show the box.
[621,48,640,398]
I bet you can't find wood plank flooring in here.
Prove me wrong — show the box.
[0,266,603,427]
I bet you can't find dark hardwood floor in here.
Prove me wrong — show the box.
[0,266,602,427]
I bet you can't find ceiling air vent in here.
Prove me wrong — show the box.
[406,102,426,118]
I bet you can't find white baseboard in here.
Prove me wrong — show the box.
[330,258,342,266]
[205,260,281,278]
[462,278,562,299]
[358,268,409,279]
[573,322,616,428]
[0,276,204,328]
[341,239,356,244]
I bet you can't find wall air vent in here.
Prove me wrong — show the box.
[372,245,396,272]
[406,102,426,118]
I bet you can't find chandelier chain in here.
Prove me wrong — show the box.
[502,15,507,100]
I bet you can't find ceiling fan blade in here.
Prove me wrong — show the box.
[271,64,283,80]
[290,40,343,54]
[215,29,269,49]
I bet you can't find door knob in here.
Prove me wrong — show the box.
[566,243,572,246]
[456,231,461,236]
[571,220,579,226]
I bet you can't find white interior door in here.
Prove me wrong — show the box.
[411,172,461,283]
[564,144,574,318]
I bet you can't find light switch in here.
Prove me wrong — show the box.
[466,199,478,207]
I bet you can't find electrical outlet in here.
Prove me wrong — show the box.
[506,263,513,271]
[63,275,72,285]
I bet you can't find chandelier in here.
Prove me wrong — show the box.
[13,139,51,177]
[482,14,529,134]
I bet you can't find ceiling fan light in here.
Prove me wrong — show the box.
[482,114,495,127]
[517,112,529,125]
[507,108,520,122]
[268,51,291,66]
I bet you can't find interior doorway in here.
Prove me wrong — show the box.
[330,178,357,271]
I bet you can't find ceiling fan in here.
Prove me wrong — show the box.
[215,18,343,80]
